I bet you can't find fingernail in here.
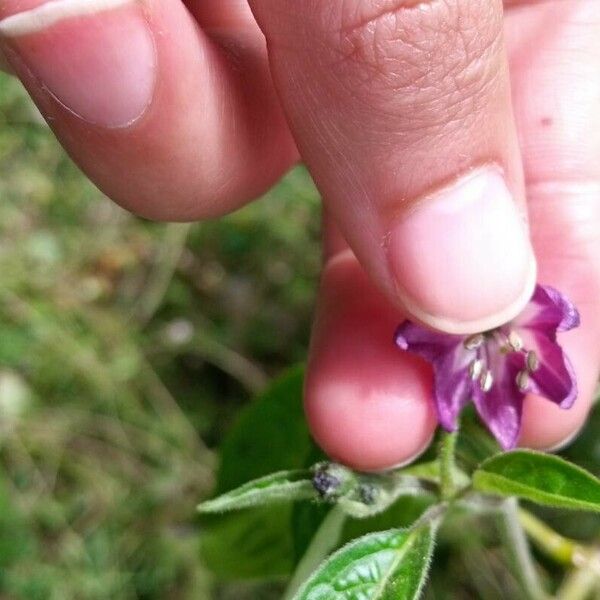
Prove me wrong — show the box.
[389,166,537,334]
[0,0,157,128]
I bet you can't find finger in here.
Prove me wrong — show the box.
[0,0,297,220]
[306,221,437,472]
[0,47,12,72]
[504,0,600,450]
[248,0,536,335]
[519,185,600,450]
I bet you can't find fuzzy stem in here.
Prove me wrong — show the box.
[439,431,458,501]
[282,506,346,600]
[556,567,599,600]
[517,508,579,566]
[497,499,547,600]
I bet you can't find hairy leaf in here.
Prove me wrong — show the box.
[292,523,437,600]
[201,366,316,580]
[217,365,313,493]
[199,470,315,513]
[473,450,600,511]
[202,508,295,579]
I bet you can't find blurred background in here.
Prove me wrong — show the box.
[0,72,321,598]
[2,71,600,600]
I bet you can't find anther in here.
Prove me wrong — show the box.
[508,331,524,352]
[480,370,493,393]
[516,370,530,392]
[464,334,484,350]
[469,359,483,380]
[526,351,539,373]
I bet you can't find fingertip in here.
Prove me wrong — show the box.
[519,326,598,452]
[305,253,437,472]
[519,391,590,452]
[305,359,437,472]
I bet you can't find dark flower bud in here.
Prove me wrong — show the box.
[357,483,378,506]
[311,462,354,501]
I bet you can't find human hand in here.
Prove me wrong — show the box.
[1,0,598,471]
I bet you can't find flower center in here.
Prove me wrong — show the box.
[463,329,539,394]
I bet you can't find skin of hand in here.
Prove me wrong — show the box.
[0,0,598,471]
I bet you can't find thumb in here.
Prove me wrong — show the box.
[249,0,536,334]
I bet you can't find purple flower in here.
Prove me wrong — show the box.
[395,286,580,450]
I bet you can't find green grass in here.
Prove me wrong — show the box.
[0,73,320,599]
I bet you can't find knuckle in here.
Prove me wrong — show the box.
[309,0,505,132]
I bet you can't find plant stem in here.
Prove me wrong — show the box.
[513,507,600,600]
[414,501,448,530]
[517,508,580,566]
[282,506,346,600]
[439,431,458,501]
[556,566,599,600]
[497,499,547,600]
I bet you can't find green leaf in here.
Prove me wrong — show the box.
[284,507,347,600]
[292,523,437,600]
[216,365,313,493]
[202,508,296,579]
[473,450,600,511]
[292,494,436,571]
[200,366,318,581]
[198,470,315,513]
[340,496,434,549]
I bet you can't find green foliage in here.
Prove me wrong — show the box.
[198,470,315,513]
[200,366,319,581]
[340,496,435,548]
[292,523,437,600]
[6,66,600,600]
[473,450,600,511]
[201,377,600,600]
[0,73,322,598]
[201,508,297,580]
[215,366,313,494]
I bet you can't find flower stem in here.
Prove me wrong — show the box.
[282,506,346,600]
[556,566,599,600]
[517,508,580,566]
[439,430,458,501]
[497,499,547,600]
[517,508,600,600]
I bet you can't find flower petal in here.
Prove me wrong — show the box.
[521,330,578,408]
[513,285,580,337]
[395,321,463,362]
[472,350,525,450]
[395,321,473,431]
[432,351,475,431]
